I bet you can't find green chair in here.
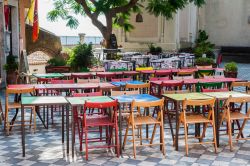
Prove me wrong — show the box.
[195,69,215,78]
[196,82,223,92]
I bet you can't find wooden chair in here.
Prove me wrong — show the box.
[5,87,36,135]
[123,99,165,158]
[230,81,249,92]
[80,100,120,160]
[125,83,150,94]
[178,98,217,155]
[220,96,250,151]
[177,71,195,77]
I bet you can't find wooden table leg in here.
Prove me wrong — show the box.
[66,105,69,154]
[62,105,64,143]
[72,106,76,158]
[175,101,180,151]
[215,99,220,147]
[21,105,25,157]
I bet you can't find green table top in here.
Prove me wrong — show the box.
[66,96,114,106]
[21,96,68,105]
[33,73,64,78]
[163,93,213,101]
[202,91,250,99]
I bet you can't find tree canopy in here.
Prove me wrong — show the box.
[48,0,205,48]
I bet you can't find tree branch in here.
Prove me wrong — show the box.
[111,0,139,15]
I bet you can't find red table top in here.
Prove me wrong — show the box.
[140,70,156,74]
[123,71,139,75]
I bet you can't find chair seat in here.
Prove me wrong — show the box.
[229,112,249,120]
[134,116,160,125]
[185,114,210,124]
[85,115,113,126]
[8,102,34,109]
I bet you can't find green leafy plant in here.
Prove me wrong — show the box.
[195,57,214,66]
[224,62,238,72]
[67,43,94,72]
[47,57,66,66]
[148,44,162,54]
[3,54,18,73]
[194,30,215,58]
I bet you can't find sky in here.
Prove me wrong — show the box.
[38,0,104,36]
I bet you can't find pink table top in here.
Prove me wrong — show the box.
[44,83,115,89]
[123,71,139,75]
[71,73,92,76]
[96,72,115,76]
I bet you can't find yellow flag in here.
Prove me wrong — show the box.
[27,0,35,23]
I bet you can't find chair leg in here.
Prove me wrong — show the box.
[30,108,33,129]
[139,125,142,145]
[212,122,218,153]
[201,122,208,141]
[85,126,89,160]
[33,108,36,132]
[115,123,120,157]
[132,125,136,159]
[150,124,157,144]
[184,123,189,156]
[123,125,129,150]
[80,122,84,152]
[237,119,247,140]
[160,123,166,156]
[227,120,233,151]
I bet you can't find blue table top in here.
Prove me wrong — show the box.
[111,94,160,103]
[111,80,144,86]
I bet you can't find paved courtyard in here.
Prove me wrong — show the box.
[0,63,250,166]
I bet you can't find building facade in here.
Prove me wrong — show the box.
[0,0,28,86]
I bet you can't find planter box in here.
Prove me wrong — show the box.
[136,67,153,71]
[224,71,238,78]
[45,66,71,73]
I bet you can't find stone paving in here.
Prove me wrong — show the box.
[0,63,250,166]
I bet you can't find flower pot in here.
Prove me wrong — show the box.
[224,71,238,78]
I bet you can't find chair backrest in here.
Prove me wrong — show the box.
[132,98,164,108]
[111,90,139,96]
[195,69,215,78]
[183,98,216,111]
[161,81,184,94]
[6,87,35,104]
[37,77,52,84]
[224,95,250,109]
[149,77,170,81]
[230,81,249,92]
[73,90,102,97]
[196,82,223,92]
[177,71,194,77]
[51,79,74,84]
[84,100,118,109]
[173,75,194,80]
[202,87,229,92]
[125,83,150,94]
[111,78,132,82]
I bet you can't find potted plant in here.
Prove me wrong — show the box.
[45,56,70,73]
[195,57,214,68]
[148,44,162,55]
[3,54,18,84]
[224,62,238,78]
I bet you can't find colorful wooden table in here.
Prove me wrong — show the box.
[202,91,250,147]
[33,73,64,78]
[162,93,213,151]
[111,80,144,87]
[21,96,69,157]
[66,96,114,157]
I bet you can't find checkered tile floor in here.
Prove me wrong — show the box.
[1,62,250,166]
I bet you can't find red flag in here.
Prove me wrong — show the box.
[4,5,10,30]
[32,0,39,42]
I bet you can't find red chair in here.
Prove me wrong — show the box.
[111,78,132,82]
[80,100,119,160]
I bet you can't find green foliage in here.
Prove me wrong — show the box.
[67,43,94,72]
[194,30,215,58]
[148,44,162,54]
[195,57,214,66]
[47,57,66,66]
[224,62,238,72]
[48,0,206,33]
[3,54,18,73]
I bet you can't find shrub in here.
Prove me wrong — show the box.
[67,43,94,72]
[47,57,66,66]
[224,62,238,72]
[195,57,214,66]
[3,54,18,73]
